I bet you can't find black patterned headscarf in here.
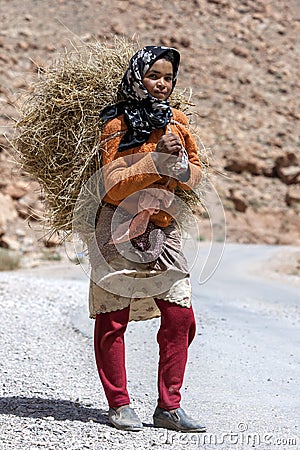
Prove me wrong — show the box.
[100,46,180,151]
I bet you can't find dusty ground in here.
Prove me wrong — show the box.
[0,0,300,266]
[0,242,299,450]
[258,247,300,283]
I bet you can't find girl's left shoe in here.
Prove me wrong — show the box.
[153,406,206,432]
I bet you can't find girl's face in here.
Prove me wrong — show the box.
[142,59,173,100]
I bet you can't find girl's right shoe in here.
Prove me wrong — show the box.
[108,405,143,431]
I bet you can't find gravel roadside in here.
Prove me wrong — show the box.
[0,244,299,450]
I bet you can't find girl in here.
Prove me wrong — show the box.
[89,45,206,432]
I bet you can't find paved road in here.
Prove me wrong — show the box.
[71,243,300,446]
[0,243,299,449]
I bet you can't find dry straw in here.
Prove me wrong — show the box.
[13,38,208,242]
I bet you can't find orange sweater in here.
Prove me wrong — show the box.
[101,108,202,227]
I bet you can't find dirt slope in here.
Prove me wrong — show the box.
[0,0,299,262]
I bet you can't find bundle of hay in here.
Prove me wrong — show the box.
[13,38,208,242]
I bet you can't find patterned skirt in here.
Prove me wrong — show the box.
[88,204,192,322]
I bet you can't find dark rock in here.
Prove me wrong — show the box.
[279,166,300,185]
[274,153,300,184]
[228,189,248,213]
[286,186,300,206]
[232,46,250,58]
[225,158,262,176]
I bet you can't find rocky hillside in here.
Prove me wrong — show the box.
[1,0,299,264]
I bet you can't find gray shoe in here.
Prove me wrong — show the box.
[108,405,143,431]
[153,406,206,432]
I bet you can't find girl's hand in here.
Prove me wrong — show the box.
[153,133,182,171]
[155,133,182,156]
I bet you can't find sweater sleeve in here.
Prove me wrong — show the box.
[100,116,162,202]
[102,152,162,202]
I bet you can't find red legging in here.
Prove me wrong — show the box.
[94,298,196,410]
